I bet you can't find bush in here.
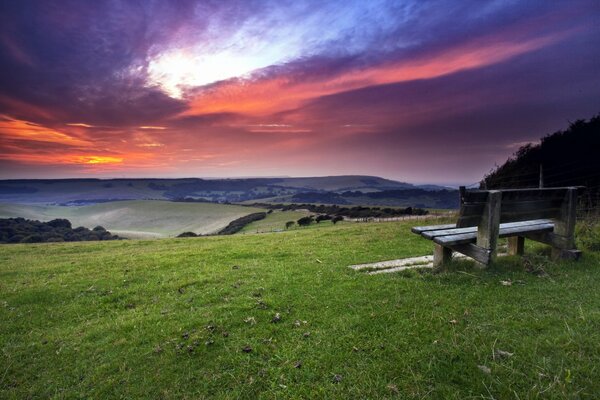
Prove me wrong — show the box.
[285,221,295,229]
[0,218,119,244]
[47,219,71,229]
[315,215,332,223]
[297,216,313,226]
[331,216,344,224]
[177,231,198,238]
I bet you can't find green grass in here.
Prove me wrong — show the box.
[239,210,311,233]
[1,221,599,398]
[0,201,265,238]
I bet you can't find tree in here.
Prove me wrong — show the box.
[317,214,333,223]
[285,221,295,229]
[331,216,344,224]
[297,216,313,226]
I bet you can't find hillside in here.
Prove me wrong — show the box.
[0,201,264,239]
[483,115,600,206]
[0,175,451,207]
[1,221,599,398]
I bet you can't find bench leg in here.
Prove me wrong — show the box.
[507,236,524,256]
[433,244,452,268]
[551,247,582,261]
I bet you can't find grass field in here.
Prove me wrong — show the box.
[0,201,265,238]
[1,220,599,398]
[239,210,311,233]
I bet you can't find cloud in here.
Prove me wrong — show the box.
[0,115,92,147]
[0,0,598,180]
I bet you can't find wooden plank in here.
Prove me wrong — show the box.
[461,200,562,223]
[501,199,563,212]
[508,236,525,256]
[433,232,477,245]
[448,243,491,265]
[459,203,485,217]
[553,187,577,248]
[463,191,489,203]
[422,219,552,239]
[477,190,501,263]
[500,188,568,202]
[434,222,554,246]
[423,226,477,239]
[456,214,481,228]
[500,208,560,223]
[433,244,452,268]
[411,224,456,234]
[498,223,554,238]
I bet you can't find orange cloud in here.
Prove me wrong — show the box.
[0,115,92,146]
[73,155,123,164]
[183,30,570,117]
[66,122,95,128]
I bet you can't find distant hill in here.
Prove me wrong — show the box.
[0,175,452,207]
[482,115,600,207]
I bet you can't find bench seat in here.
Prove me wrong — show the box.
[411,223,456,234]
[432,219,554,246]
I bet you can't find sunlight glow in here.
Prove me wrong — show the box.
[74,156,123,165]
[147,49,271,98]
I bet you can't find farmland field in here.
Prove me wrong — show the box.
[0,201,265,238]
[1,220,599,398]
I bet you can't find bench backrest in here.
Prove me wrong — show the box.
[456,187,578,228]
[457,187,580,257]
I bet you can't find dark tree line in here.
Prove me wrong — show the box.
[0,218,120,244]
[482,114,600,207]
[247,203,428,218]
[217,212,267,235]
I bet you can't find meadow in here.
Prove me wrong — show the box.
[239,210,312,233]
[1,220,599,398]
[0,201,264,238]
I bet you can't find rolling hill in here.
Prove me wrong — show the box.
[0,175,452,206]
[0,201,265,239]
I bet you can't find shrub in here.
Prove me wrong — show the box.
[47,219,72,229]
[297,216,313,226]
[285,221,295,229]
[315,215,332,223]
[331,216,344,224]
[0,218,119,244]
[177,232,198,238]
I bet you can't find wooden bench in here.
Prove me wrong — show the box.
[412,187,582,267]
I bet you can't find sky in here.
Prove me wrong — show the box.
[0,0,599,185]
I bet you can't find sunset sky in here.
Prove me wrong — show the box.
[0,0,599,184]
